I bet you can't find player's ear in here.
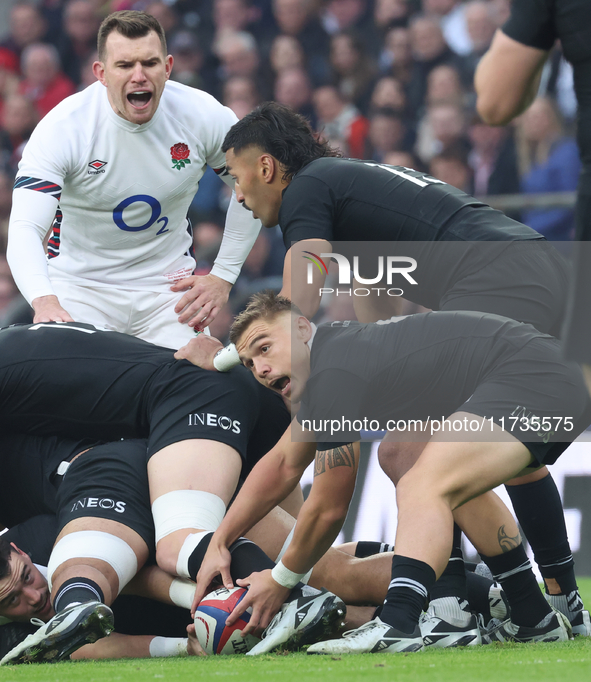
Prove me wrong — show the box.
[261,154,277,183]
[93,60,106,85]
[165,54,173,80]
[295,315,312,342]
[10,543,24,556]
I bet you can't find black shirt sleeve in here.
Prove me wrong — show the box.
[297,368,368,447]
[279,176,337,249]
[502,0,556,51]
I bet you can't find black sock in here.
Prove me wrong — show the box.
[380,555,436,634]
[465,570,494,621]
[506,474,577,595]
[228,539,275,581]
[481,545,551,627]
[188,535,276,583]
[354,541,395,558]
[187,532,214,581]
[53,577,105,612]
[430,524,468,601]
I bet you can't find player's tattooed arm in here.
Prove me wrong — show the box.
[314,444,356,477]
[498,524,521,553]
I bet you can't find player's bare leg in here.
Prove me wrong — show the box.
[0,517,148,665]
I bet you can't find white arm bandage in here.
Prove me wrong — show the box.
[209,189,262,284]
[7,188,59,304]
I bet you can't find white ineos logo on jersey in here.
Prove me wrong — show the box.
[188,412,241,433]
[70,497,126,513]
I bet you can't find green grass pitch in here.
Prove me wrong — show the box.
[3,579,591,682]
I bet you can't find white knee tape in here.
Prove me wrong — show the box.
[47,531,138,594]
[275,526,312,584]
[152,490,226,544]
[169,577,197,608]
[175,530,212,579]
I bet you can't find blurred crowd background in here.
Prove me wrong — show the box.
[0,0,582,339]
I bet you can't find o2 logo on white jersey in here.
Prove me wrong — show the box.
[113,194,169,234]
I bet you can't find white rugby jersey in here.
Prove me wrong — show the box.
[8,80,260,302]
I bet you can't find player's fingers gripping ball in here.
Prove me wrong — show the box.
[194,586,261,654]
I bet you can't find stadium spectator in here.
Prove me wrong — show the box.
[270,0,330,68]
[0,47,20,122]
[467,112,520,198]
[429,148,472,192]
[321,0,376,51]
[329,31,377,112]
[313,84,368,158]
[462,0,497,84]
[215,30,269,99]
[0,94,37,175]
[378,25,414,112]
[373,0,410,37]
[423,0,471,57]
[406,14,465,115]
[274,66,315,123]
[425,64,467,107]
[1,3,48,63]
[416,101,469,164]
[168,31,213,92]
[0,255,18,316]
[223,75,260,119]
[0,169,12,252]
[365,106,409,160]
[57,0,101,86]
[144,1,180,39]
[383,149,424,170]
[369,75,407,115]
[18,43,76,119]
[269,34,305,75]
[516,96,581,244]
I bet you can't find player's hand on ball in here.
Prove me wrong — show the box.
[192,541,233,617]
[175,335,224,370]
[32,295,75,323]
[232,570,290,636]
[172,274,231,329]
[186,623,208,656]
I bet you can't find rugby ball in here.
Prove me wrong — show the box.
[194,586,260,655]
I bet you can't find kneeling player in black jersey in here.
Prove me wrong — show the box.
[0,432,406,662]
[217,101,586,640]
[0,322,349,654]
[190,292,591,653]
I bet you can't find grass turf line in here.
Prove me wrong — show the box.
[2,578,591,682]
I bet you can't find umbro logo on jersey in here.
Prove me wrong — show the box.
[88,160,107,175]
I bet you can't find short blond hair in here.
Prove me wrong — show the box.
[230,291,300,345]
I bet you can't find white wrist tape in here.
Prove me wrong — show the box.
[213,343,241,372]
[149,637,188,657]
[271,560,307,589]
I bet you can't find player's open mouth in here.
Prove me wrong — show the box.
[270,376,290,395]
[127,91,153,108]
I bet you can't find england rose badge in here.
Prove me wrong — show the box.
[171,142,191,170]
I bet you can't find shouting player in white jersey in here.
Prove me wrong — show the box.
[6,11,261,349]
